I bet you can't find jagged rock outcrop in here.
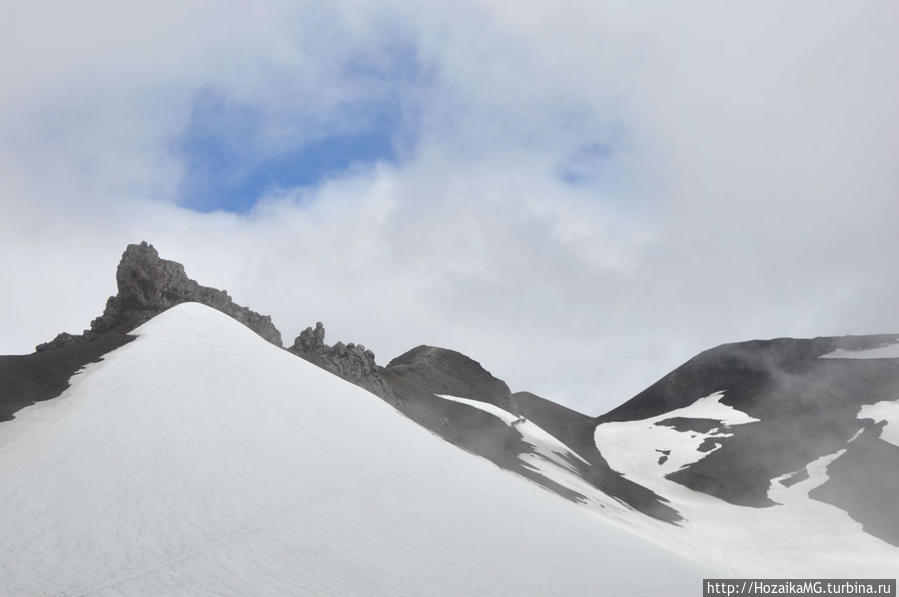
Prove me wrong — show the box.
[35,332,84,351]
[36,242,282,350]
[289,322,380,387]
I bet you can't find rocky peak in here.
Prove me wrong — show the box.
[289,322,379,386]
[36,242,282,351]
[295,322,326,353]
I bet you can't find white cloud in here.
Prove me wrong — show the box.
[2,1,898,412]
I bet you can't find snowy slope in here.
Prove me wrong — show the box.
[594,392,899,577]
[433,393,628,513]
[820,341,899,359]
[858,400,899,447]
[438,393,589,472]
[0,303,718,596]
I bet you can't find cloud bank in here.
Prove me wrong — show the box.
[3,1,898,411]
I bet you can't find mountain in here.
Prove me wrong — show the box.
[596,337,899,541]
[2,242,898,593]
[0,303,716,595]
[288,303,899,575]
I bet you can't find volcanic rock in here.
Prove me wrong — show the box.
[36,242,282,350]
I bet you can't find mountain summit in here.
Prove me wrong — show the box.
[36,241,282,351]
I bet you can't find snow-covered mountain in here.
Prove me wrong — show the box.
[2,242,897,594]
[594,336,899,575]
[0,303,717,596]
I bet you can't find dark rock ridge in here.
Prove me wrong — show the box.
[655,417,722,434]
[1,333,135,423]
[779,468,809,487]
[36,242,282,351]
[288,322,379,389]
[598,335,899,423]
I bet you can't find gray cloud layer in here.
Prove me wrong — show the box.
[3,1,898,412]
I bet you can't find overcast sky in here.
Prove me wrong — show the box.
[2,1,898,413]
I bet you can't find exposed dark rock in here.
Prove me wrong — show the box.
[295,322,326,353]
[2,333,135,422]
[809,423,899,547]
[597,335,899,423]
[779,468,809,487]
[655,417,722,434]
[696,438,721,453]
[36,242,282,351]
[288,322,380,389]
[386,346,513,409]
[35,332,87,351]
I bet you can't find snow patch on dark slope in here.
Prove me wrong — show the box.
[0,303,717,596]
[287,332,589,503]
[596,337,899,509]
[379,345,680,522]
[807,422,899,547]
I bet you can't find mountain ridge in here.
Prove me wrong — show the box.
[35,241,282,351]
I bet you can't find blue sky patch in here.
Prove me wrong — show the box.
[174,81,412,213]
